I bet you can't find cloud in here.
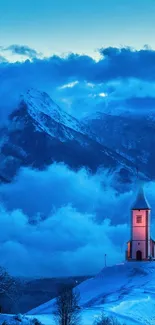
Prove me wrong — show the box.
[0,163,155,277]
[0,171,155,277]
[0,163,133,276]
[59,81,79,89]
[2,44,41,59]
[0,204,128,277]
[0,55,8,63]
[0,163,133,224]
[1,46,155,120]
[99,47,155,81]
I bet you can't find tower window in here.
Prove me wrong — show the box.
[136,215,142,223]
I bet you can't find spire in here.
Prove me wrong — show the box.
[131,184,150,210]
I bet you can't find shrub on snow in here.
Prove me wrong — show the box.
[94,313,126,325]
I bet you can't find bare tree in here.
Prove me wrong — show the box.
[0,266,19,312]
[53,285,81,325]
[94,312,127,325]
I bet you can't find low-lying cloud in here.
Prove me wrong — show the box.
[0,163,155,277]
[0,204,128,277]
[0,163,132,224]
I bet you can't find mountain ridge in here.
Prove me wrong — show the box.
[0,89,138,184]
[83,110,155,180]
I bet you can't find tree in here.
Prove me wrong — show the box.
[94,312,126,325]
[53,285,81,325]
[0,266,19,312]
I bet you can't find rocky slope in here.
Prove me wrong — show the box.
[83,111,155,179]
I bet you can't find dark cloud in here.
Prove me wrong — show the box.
[4,44,41,59]
[99,47,155,81]
[1,46,155,91]
[125,97,155,110]
[1,46,155,120]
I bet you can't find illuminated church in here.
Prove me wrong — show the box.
[126,186,155,261]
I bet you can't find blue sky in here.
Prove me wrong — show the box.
[1,0,155,60]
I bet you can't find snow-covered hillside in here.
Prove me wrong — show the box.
[27,262,155,325]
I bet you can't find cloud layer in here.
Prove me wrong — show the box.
[1,46,155,119]
[0,163,155,277]
[0,164,132,224]
[0,164,129,276]
[0,204,128,277]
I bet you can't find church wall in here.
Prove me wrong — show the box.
[132,210,150,240]
[153,242,155,257]
[131,210,150,259]
[150,240,155,257]
[132,210,150,228]
[132,240,148,259]
[132,227,147,240]
[148,240,151,257]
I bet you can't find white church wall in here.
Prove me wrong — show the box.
[153,243,155,257]
[132,227,146,241]
[132,210,150,259]
[132,241,146,259]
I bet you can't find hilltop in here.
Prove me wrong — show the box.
[27,262,155,325]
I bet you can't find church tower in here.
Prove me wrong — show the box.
[127,186,155,261]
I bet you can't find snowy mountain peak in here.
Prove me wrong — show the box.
[21,88,64,121]
[0,88,138,184]
[20,88,88,136]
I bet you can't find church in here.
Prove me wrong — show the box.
[126,186,155,261]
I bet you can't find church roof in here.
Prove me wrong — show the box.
[131,186,151,210]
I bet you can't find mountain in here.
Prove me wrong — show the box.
[83,111,155,180]
[27,262,155,325]
[0,89,137,183]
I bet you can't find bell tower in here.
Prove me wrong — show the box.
[131,186,151,260]
[127,185,152,261]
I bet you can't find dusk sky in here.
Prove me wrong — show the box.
[1,0,155,61]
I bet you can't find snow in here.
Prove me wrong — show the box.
[21,89,88,139]
[0,314,35,325]
[27,262,155,325]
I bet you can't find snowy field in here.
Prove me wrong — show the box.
[27,262,155,325]
[0,309,140,325]
[1,262,155,325]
